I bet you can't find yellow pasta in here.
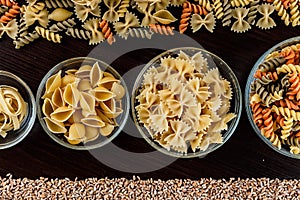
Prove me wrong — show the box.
[0,86,27,137]
[41,61,126,145]
[135,51,236,153]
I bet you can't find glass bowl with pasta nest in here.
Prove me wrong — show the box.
[36,57,129,150]
[246,36,300,159]
[132,47,242,158]
[0,70,36,149]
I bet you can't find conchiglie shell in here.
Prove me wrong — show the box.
[103,72,115,78]
[94,86,115,101]
[75,65,92,78]
[44,117,67,133]
[77,78,92,91]
[80,92,95,113]
[50,106,74,122]
[99,123,115,136]
[83,126,99,143]
[95,108,115,124]
[48,8,73,21]
[90,62,103,88]
[68,122,85,140]
[153,10,177,25]
[44,70,62,97]
[66,69,78,75]
[68,109,84,124]
[81,115,105,128]
[66,138,82,145]
[63,84,81,107]
[111,82,125,100]
[61,74,76,87]
[98,76,119,89]
[51,87,64,108]
[99,99,116,117]
[42,98,56,118]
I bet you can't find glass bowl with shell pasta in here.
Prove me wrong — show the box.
[246,36,300,159]
[132,47,242,158]
[0,70,36,149]
[36,57,129,150]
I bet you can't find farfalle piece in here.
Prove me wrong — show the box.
[75,4,100,22]
[256,3,276,30]
[25,8,49,28]
[82,18,105,45]
[231,7,251,33]
[114,11,139,38]
[191,12,216,33]
[0,18,17,39]
[103,0,121,22]
[71,0,101,10]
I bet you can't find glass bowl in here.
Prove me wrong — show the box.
[245,36,300,159]
[0,70,36,149]
[36,57,129,150]
[132,47,242,158]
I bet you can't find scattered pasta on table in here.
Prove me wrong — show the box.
[0,0,299,48]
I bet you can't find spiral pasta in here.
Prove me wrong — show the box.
[261,108,274,138]
[117,0,130,18]
[0,0,14,7]
[273,0,290,26]
[179,1,192,34]
[45,0,74,8]
[290,0,300,27]
[13,31,39,49]
[196,0,212,11]
[249,42,300,154]
[128,28,153,39]
[230,0,251,7]
[247,0,260,25]
[259,56,286,72]
[191,3,208,15]
[99,19,115,45]
[222,0,232,26]
[213,0,224,19]
[0,4,20,23]
[35,26,62,43]
[149,24,174,35]
[49,18,76,32]
[66,27,91,40]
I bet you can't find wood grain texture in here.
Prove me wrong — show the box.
[0,22,300,180]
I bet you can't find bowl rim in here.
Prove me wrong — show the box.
[131,47,242,158]
[245,36,300,159]
[0,70,36,149]
[36,57,130,150]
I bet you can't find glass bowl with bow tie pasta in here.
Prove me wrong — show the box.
[246,36,300,159]
[132,47,242,158]
[36,57,129,150]
[0,70,36,149]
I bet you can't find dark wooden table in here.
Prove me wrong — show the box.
[0,21,299,180]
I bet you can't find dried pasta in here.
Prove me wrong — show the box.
[2,0,300,48]
[35,26,62,43]
[0,86,27,138]
[231,7,251,33]
[135,50,236,153]
[41,61,126,145]
[191,12,216,33]
[0,19,17,39]
[256,3,276,30]
[249,42,300,154]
